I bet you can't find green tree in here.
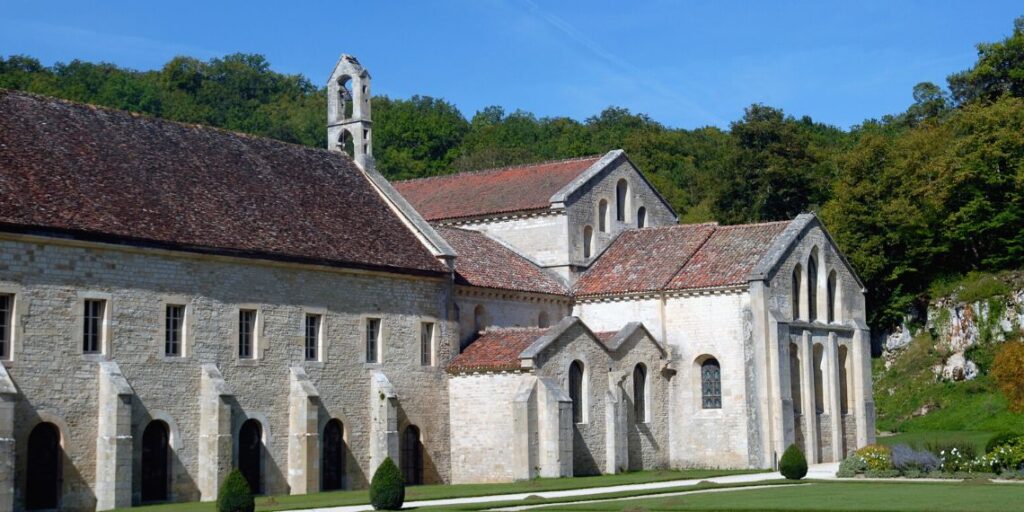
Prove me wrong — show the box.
[949,16,1024,105]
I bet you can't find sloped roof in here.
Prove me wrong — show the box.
[0,90,446,275]
[447,328,547,373]
[393,156,602,221]
[575,221,793,297]
[574,224,717,296]
[437,227,568,295]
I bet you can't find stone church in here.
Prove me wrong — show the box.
[0,55,875,511]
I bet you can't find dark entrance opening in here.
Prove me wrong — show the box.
[141,420,170,502]
[321,419,345,491]
[26,422,61,510]
[238,419,262,494]
[401,425,423,485]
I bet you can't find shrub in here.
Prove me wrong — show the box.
[986,432,1020,454]
[369,457,405,510]
[993,341,1024,413]
[891,443,941,473]
[779,444,808,480]
[984,435,1024,473]
[217,469,254,512]
[925,439,977,461]
[855,444,893,471]
[837,454,868,477]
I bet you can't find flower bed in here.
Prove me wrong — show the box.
[838,434,1024,480]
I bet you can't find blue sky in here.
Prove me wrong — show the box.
[1,0,1021,129]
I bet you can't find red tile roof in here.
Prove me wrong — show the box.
[447,328,547,373]
[0,91,446,275]
[667,221,790,291]
[393,156,601,221]
[574,224,717,296]
[575,221,792,297]
[437,227,568,295]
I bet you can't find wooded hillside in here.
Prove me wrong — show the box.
[4,17,1024,333]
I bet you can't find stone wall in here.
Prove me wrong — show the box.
[454,213,571,278]
[448,372,533,483]
[455,289,570,348]
[0,235,456,510]
[573,298,663,341]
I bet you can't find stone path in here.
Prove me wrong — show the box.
[293,463,841,512]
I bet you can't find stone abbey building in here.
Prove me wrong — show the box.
[0,55,875,511]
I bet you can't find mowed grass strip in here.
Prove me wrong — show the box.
[530,480,1024,511]
[117,468,764,512]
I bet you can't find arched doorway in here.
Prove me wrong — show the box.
[26,422,61,510]
[401,425,423,485]
[322,419,345,491]
[238,420,262,494]
[141,420,171,502]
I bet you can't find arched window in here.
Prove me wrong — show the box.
[633,363,647,423]
[26,422,61,510]
[813,344,825,414]
[827,270,838,323]
[401,425,424,485]
[583,226,594,259]
[238,419,263,494]
[701,358,722,409]
[789,343,802,415]
[637,207,647,228]
[839,346,851,415]
[808,251,819,322]
[791,265,802,320]
[538,311,550,329]
[473,305,487,334]
[569,360,585,423]
[598,199,609,232]
[322,419,346,491]
[616,179,629,221]
[141,420,170,503]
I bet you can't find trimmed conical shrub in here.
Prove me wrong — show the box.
[217,469,255,512]
[370,457,405,510]
[779,444,808,480]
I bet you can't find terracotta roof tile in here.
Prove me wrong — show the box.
[0,90,446,275]
[393,156,601,221]
[438,227,568,295]
[574,224,717,296]
[447,328,547,373]
[667,221,790,290]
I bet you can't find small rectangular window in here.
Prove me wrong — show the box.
[420,322,434,366]
[239,309,257,359]
[83,299,105,354]
[165,305,185,357]
[0,294,11,360]
[365,318,381,363]
[305,314,321,361]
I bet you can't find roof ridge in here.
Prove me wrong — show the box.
[712,219,792,229]
[1,88,339,157]
[395,154,604,184]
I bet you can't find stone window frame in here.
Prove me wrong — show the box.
[632,362,650,424]
[158,295,194,361]
[597,198,610,233]
[0,284,21,365]
[77,290,112,361]
[615,178,630,223]
[417,317,438,367]
[234,304,264,365]
[567,358,589,424]
[693,354,723,414]
[361,314,386,366]
[301,307,328,365]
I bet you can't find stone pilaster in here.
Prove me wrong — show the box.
[198,364,233,502]
[288,367,320,495]
[537,377,573,478]
[852,322,875,446]
[0,365,16,512]
[604,372,628,474]
[511,378,537,481]
[825,334,843,462]
[369,371,399,475]
[95,362,133,511]
[799,331,818,464]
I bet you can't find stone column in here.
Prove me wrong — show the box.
[537,377,573,478]
[511,378,537,481]
[0,365,17,512]
[604,372,627,474]
[95,362,133,511]
[199,364,233,502]
[288,367,320,495]
[369,371,399,476]
[825,334,843,462]
[799,331,818,464]
[852,323,875,446]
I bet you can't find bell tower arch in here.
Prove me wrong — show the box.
[327,54,374,169]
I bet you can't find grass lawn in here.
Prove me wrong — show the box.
[533,480,1024,511]
[876,430,997,454]
[116,468,763,512]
